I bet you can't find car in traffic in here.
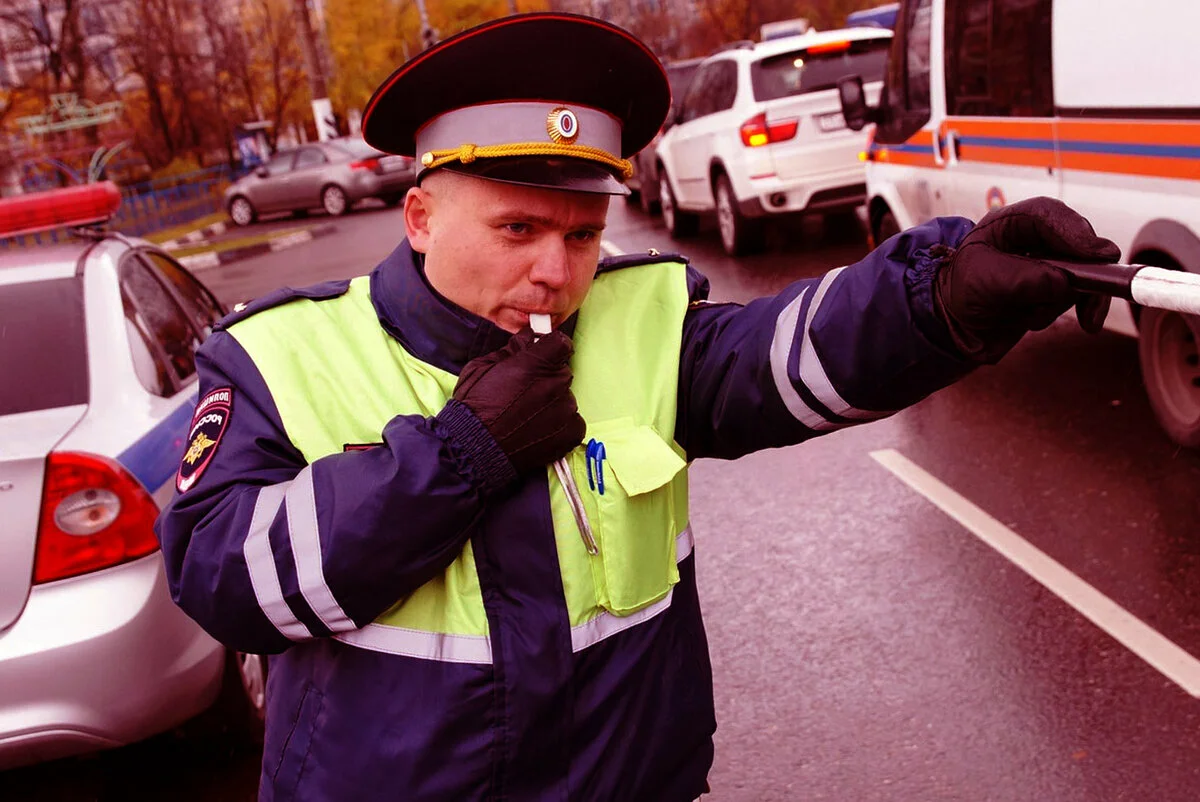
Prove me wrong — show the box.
[627,56,705,216]
[837,0,1200,449]
[654,27,892,256]
[0,183,265,769]
[224,138,416,226]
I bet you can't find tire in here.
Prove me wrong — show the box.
[715,173,764,256]
[228,196,256,227]
[639,172,661,216]
[321,184,349,217]
[659,170,698,239]
[1138,303,1200,448]
[189,650,267,748]
[381,193,404,208]
[874,208,901,245]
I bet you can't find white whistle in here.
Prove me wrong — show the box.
[530,314,553,336]
[529,313,599,555]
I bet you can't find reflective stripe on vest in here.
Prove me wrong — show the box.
[228,260,691,663]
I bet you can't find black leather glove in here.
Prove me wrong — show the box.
[934,197,1121,363]
[451,328,586,475]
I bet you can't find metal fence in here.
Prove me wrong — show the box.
[1,164,243,250]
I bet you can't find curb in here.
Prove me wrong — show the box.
[178,224,337,271]
[160,220,229,251]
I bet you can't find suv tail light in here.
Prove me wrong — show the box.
[34,452,161,584]
[350,158,381,172]
[740,113,799,147]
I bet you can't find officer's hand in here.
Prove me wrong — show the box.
[934,197,1120,363]
[452,328,586,475]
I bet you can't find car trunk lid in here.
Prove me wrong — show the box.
[750,37,891,181]
[0,406,88,630]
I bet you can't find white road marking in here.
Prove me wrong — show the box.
[600,240,622,257]
[870,448,1200,698]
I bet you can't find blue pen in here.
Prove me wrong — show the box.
[586,439,606,495]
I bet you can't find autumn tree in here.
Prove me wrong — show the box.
[323,0,549,123]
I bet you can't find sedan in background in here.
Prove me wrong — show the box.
[224,138,416,226]
[0,183,264,769]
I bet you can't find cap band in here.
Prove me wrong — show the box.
[415,102,631,180]
[418,102,621,155]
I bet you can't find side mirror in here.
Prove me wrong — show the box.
[838,75,876,132]
[254,165,269,178]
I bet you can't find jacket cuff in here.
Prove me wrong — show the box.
[904,243,967,359]
[435,400,518,496]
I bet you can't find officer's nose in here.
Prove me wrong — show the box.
[527,239,572,290]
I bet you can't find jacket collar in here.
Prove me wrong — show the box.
[369,238,521,375]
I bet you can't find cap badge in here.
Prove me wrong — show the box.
[546,107,580,145]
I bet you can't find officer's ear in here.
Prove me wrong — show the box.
[404,185,433,253]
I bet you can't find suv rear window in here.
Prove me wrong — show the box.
[751,38,891,101]
[0,278,88,415]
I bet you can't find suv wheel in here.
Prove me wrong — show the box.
[322,185,348,217]
[229,196,256,227]
[639,173,661,216]
[874,209,901,245]
[660,171,698,239]
[1139,302,1200,447]
[715,174,764,256]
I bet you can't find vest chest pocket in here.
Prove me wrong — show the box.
[570,420,687,616]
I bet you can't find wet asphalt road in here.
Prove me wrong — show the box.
[7,199,1200,800]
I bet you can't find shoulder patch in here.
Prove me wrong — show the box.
[597,249,689,275]
[214,279,352,331]
[177,387,234,493]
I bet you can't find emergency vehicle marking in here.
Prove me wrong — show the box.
[870,119,1200,180]
[177,387,233,493]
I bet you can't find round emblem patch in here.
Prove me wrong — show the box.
[546,107,580,145]
[177,387,233,493]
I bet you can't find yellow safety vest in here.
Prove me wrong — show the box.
[228,260,690,652]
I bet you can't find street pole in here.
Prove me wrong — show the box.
[291,0,338,141]
[415,0,438,50]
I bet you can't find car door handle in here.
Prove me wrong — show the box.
[946,129,961,164]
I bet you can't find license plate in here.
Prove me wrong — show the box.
[380,155,410,172]
[817,112,845,132]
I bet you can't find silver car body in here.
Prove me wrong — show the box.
[223,139,416,221]
[0,237,228,769]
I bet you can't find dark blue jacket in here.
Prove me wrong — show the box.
[156,218,973,801]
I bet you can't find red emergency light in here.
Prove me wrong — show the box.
[0,182,122,239]
[806,40,852,55]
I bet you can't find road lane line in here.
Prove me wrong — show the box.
[600,240,622,257]
[870,448,1200,698]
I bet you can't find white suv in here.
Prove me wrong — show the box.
[655,28,891,255]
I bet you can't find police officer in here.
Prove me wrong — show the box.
[157,13,1118,801]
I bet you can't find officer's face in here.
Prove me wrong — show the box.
[405,171,609,333]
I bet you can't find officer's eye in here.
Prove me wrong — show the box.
[504,222,532,235]
[568,230,598,243]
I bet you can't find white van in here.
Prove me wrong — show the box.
[837,0,1200,447]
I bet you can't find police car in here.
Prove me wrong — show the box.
[0,183,264,768]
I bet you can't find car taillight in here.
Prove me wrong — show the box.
[350,158,381,171]
[740,113,799,147]
[34,452,161,584]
